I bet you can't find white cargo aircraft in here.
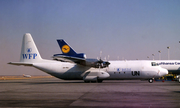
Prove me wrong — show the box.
[149,60,180,82]
[153,61,180,74]
[8,33,168,83]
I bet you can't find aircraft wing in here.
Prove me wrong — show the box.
[53,54,86,64]
[53,54,110,68]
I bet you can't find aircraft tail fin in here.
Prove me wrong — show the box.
[57,39,77,56]
[9,33,42,65]
[19,33,42,62]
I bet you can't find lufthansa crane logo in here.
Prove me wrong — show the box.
[62,45,70,53]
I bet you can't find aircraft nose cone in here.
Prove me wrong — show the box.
[160,68,168,76]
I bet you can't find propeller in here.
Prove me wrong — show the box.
[95,51,110,68]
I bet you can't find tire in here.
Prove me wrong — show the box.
[84,80,90,83]
[97,79,103,83]
[178,78,180,83]
[91,81,96,83]
[148,79,153,83]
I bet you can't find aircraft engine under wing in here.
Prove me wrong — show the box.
[53,54,110,68]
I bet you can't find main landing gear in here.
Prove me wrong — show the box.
[148,78,153,83]
[177,77,180,83]
[84,79,103,83]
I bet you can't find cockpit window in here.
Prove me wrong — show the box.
[151,62,159,66]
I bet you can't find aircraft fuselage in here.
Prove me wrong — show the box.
[152,60,180,74]
[32,60,167,81]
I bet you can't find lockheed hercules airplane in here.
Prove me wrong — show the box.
[8,33,168,83]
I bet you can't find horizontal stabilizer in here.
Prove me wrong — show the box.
[8,62,33,66]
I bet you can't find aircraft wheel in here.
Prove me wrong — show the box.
[148,79,153,83]
[97,79,103,83]
[84,80,90,83]
[178,78,180,83]
[91,81,96,83]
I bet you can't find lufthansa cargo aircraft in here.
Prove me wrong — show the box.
[153,61,180,74]
[8,33,168,83]
[152,60,180,82]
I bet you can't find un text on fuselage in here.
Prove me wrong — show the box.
[117,68,140,76]
[131,71,140,76]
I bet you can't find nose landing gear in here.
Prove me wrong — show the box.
[148,78,153,83]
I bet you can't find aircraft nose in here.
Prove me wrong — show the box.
[159,68,168,76]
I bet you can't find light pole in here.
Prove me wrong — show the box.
[152,54,155,60]
[167,47,170,60]
[158,51,161,60]
[147,56,149,60]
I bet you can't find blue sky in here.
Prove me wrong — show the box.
[0,0,180,75]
